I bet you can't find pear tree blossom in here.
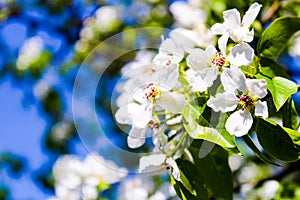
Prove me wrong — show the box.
[211,2,262,44]
[139,153,181,181]
[207,67,268,136]
[186,35,254,92]
[111,1,300,199]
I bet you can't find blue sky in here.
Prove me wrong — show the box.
[0,77,50,199]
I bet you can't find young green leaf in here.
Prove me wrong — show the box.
[256,74,298,111]
[256,118,299,162]
[182,104,236,148]
[257,17,300,59]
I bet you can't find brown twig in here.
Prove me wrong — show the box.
[261,0,281,25]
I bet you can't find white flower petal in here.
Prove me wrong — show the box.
[170,29,196,51]
[255,100,268,118]
[187,48,210,71]
[242,2,262,27]
[221,67,247,92]
[158,92,186,113]
[205,45,218,56]
[187,70,208,92]
[159,38,184,63]
[218,33,229,54]
[223,9,241,29]
[152,66,179,89]
[211,23,227,35]
[139,154,166,173]
[246,79,268,99]
[228,43,254,67]
[127,126,147,148]
[199,66,218,88]
[225,110,253,137]
[115,103,138,124]
[133,88,146,104]
[207,91,238,112]
[132,103,152,128]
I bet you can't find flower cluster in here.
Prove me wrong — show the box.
[49,153,127,200]
[114,2,274,179]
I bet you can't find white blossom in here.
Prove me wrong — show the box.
[16,36,44,70]
[51,153,127,200]
[207,67,268,136]
[139,154,181,182]
[169,1,207,28]
[211,2,262,43]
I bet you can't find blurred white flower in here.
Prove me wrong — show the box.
[16,36,44,70]
[51,153,127,200]
[289,33,300,57]
[118,177,150,200]
[95,6,119,31]
[211,2,262,43]
[229,154,245,172]
[259,180,280,200]
[169,1,207,28]
[118,176,178,200]
[33,80,50,99]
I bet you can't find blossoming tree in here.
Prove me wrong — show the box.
[113,2,300,200]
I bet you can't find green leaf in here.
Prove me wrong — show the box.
[282,97,299,130]
[171,176,197,200]
[189,145,233,200]
[240,135,281,166]
[259,57,290,79]
[256,74,298,111]
[178,168,196,196]
[182,104,235,148]
[283,127,300,151]
[256,118,299,162]
[257,17,300,59]
[176,159,209,200]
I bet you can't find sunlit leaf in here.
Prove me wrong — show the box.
[257,17,300,59]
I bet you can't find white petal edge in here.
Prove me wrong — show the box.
[255,100,268,118]
[228,43,254,67]
[127,126,147,148]
[242,2,262,27]
[246,79,268,99]
[225,109,253,137]
[207,91,238,112]
[139,154,166,173]
[221,67,247,92]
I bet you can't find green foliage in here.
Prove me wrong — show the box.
[256,118,299,162]
[239,135,281,166]
[174,142,233,200]
[259,57,290,79]
[282,97,299,130]
[182,103,236,149]
[190,144,233,200]
[257,17,300,59]
[256,74,298,111]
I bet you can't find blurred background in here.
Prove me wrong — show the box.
[0,0,300,199]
